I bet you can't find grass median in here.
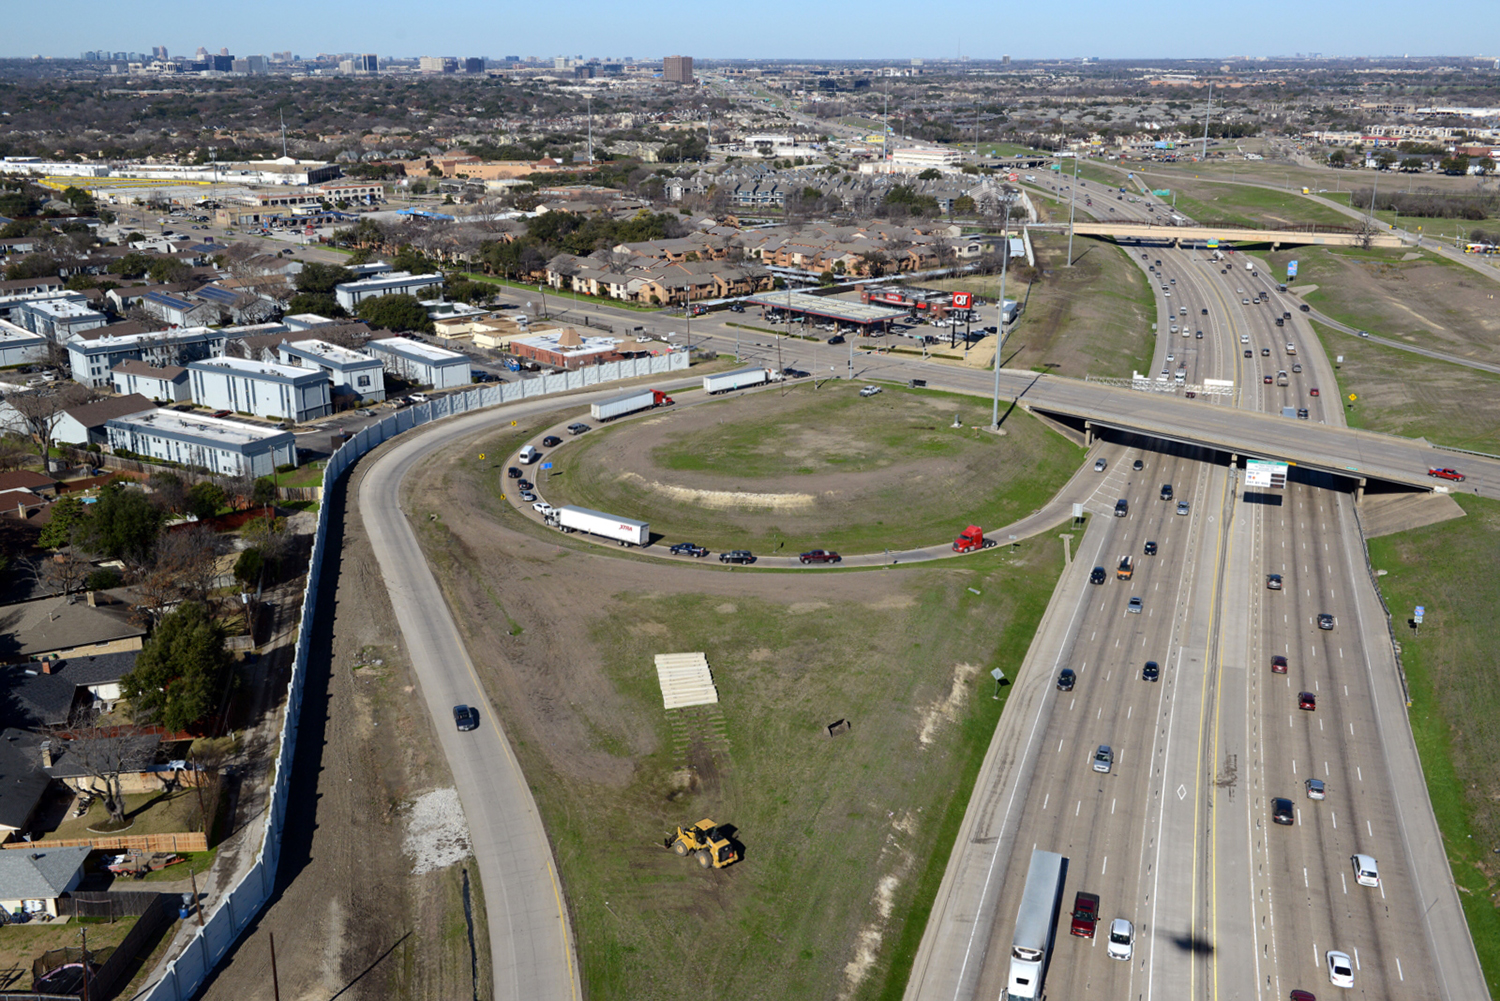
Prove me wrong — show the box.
[1367,495,1500,997]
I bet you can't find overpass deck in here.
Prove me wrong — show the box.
[1030,220,1403,249]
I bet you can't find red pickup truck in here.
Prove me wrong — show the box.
[1428,467,1466,482]
[1070,891,1100,937]
[798,550,842,564]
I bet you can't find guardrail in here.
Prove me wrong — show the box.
[138,350,688,1000]
[1432,443,1500,462]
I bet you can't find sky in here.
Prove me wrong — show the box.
[9,0,1495,62]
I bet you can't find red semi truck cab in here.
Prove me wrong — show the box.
[653,390,675,407]
[952,525,990,553]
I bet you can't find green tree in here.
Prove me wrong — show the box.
[186,481,227,519]
[84,482,163,563]
[38,496,88,549]
[285,292,346,317]
[356,293,434,332]
[293,261,354,295]
[233,547,265,587]
[147,257,190,284]
[251,476,277,507]
[917,168,942,180]
[391,245,431,273]
[122,602,233,731]
[1328,149,1347,168]
[819,270,836,285]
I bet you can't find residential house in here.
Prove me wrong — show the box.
[0,320,49,367]
[6,651,137,728]
[333,272,444,312]
[110,359,190,403]
[142,291,217,328]
[0,590,148,664]
[0,729,59,843]
[0,471,58,499]
[0,843,91,917]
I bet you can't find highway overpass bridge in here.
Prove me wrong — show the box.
[1030,220,1403,250]
[986,371,1493,499]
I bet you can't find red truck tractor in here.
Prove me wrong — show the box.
[952,525,998,553]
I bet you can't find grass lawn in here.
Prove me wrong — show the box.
[530,547,1058,1000]
[275,463,326,489]
[1317,190,1495,241]
[0,916,138,984]
[532,382,1081,553]
[50,788,209,842]
[1367,495,1500,998]
[1164,180,1353,229]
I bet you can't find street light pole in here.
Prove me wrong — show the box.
[1065,152,1080,266]
[991,199,1012,430]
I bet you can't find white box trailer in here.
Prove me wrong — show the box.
[703,367,770,395]
[590,388,672,421]
[555,505,649,546]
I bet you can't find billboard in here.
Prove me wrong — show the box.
[952,292,973,309]
[1287,260,1299,279]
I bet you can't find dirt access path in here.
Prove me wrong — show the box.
[193,469,488,1001]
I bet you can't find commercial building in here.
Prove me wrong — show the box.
[14,298,109,344]
[0,319,48,367]
[67,326,227,389]
[187,357,333,423]
[110,359,190,402]
[333,272,445,312]
[664,55,693,85]
[510,327,627,370]
[366,337,470,389]
[890,147,964,170]
[277,338,386,402]
[106,409,296,477]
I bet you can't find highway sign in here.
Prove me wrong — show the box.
[1348,394,1357,401]
[541,462,553,470]
[1245,459,1289,489]
[1414,605,1425,624]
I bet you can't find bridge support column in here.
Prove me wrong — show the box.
[1355,478,1366,504]
[1173,236,1181,249]
[1083,421,1094,447]
[1272,241,1281,252]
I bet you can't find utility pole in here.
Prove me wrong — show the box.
[1200,82,1213,161]
[991,199,1012,430]
[1065,153,1080,266]
[586,95,593,163]
[279,110,288,159]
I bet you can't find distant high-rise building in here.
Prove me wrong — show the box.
[209,54,234,72]
[359,53,378,73]
[219,47,229,56]
[463,57,484,74]
[663,54,693,84]
[232,55,267,74]
[1003,54,1010,65]
[153,45,168,59]
[195,46,209,58]
[419,56,458,74]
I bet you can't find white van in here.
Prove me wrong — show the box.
[519,445,541,464]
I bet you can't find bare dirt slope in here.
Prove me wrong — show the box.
[195,470,489,1001]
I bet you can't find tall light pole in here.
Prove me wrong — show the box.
[991,199,1012,430]
[1065,152,1080,266]
[1200,82,1213,161]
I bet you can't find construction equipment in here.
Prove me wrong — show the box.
[665,819,739,869]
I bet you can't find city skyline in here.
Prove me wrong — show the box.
[2,0,1493,63]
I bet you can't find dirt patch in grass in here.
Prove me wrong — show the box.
[526,381,1079,552]
[1368,495,1500,997]
[1268,246,1500,365]
[407,442,1065,1000]
[1309,320,1500,451]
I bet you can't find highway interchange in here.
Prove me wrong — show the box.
[351,176,1492,1000]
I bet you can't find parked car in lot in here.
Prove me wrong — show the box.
[670,542,709,557]
[798,549,842,564]
[719,550,756,564]
[1070,892,1100,937]
[1092,745,1114,773]
[453,705,479,731]
[1132,459,1143,471]
[1271,797,1294,825]
[1057,668,1076,691]
[542,435,562,447]
[212,409,232,418]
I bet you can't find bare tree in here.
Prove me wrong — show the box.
[4,383,97,456]
[152,523,227,606]
[34,549,92,597]
[50,716,144,827]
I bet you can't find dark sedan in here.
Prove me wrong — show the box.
[1271,797,1294,825]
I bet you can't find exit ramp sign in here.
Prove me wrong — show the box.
[1245,459,1289,489]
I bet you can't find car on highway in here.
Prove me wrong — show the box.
[1244,349,1254,358]
[1240,334,1250,344]
[1142,661,1160,682]
[1271,797,1295,825]
[1094,457,1108,471]
[1326,950,1354,989]
[1090,566,1107,585]
[1070,891,1101,937]
[507,467,522,479]
[1300,303,1311,312]
[566,422,591,435]
[453,705,479,731]
[1092,745,1114,773]
[1264,375,1274,384]
[1297,408,1310,420]
[1132,458,1144,470]
[1165,352,1175,362]
[542,435,562,447]
[720,550,756,564]
[784,368,810,379]
[1351,854,1379,887]
[1309,387,1320,397]
[1127,596,1143,614]
[1196,330,1203,339]
[1306,778,1326,800]
[519,491,536,502]
[1057,668,1076,691]
[1261,347,1271,356]
[532,501,554,516]
[1292,363,1303,373]
[1318,613,1335,630]
[1291,992,1317,1001]
[1299,691,1317,711]
[1176,501,1190,515]
[799,549,842,564]
[1160,483,1173,500]
[1243,298,1251,305]
[1428,467,1466,482]
[1144,540,1158,555]
[670,542,709,557]
[1267,573,1283,590]
[1106,918,1134,960]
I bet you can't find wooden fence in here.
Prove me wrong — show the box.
[3,832,207,852]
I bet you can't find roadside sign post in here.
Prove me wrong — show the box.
[991,667,1005,699]
[1414,605,1424,636]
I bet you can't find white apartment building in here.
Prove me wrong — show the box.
[67,327,227,389]
[333,272,445,312]
[276,339,386,402]
[186,357,332,423]
[365,337,470,389]
[106,410,296,477]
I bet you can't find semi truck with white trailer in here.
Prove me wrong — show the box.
[554,505,649,547]
[1007,849,1067,999]
[590,388,674,422]
[703,367,773,395]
